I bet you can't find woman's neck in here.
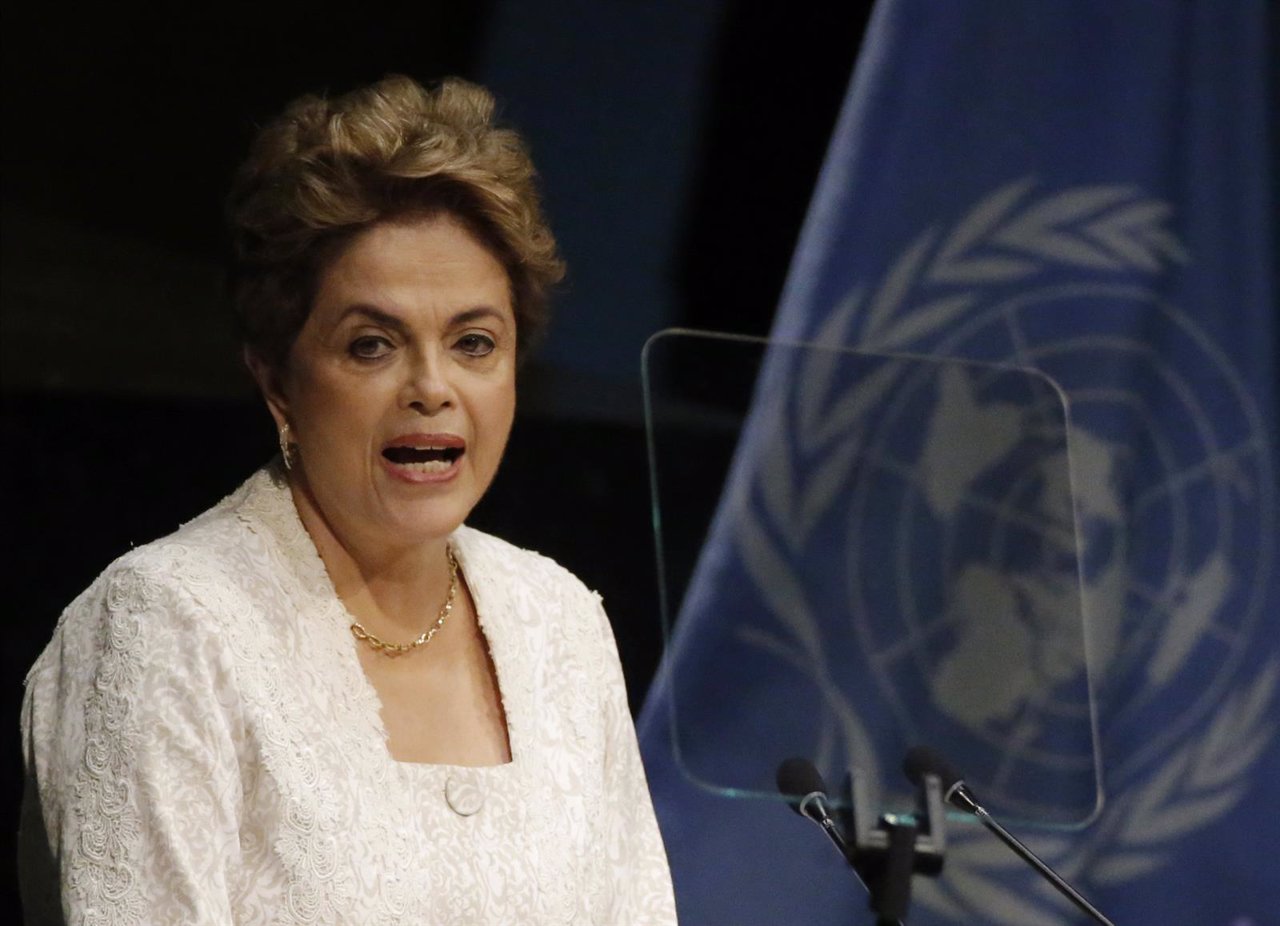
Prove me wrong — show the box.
[287,473,455,638]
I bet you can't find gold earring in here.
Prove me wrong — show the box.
[279,423,297,471]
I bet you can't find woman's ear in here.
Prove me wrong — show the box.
[244,347,290,432]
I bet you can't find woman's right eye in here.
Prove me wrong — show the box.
[349,335,392,360]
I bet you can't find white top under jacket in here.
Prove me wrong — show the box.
[21,465,677,925]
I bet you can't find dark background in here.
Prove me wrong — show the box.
[1,0,876,908]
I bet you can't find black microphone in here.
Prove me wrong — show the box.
[902,746,980,814]
[776,757,852,862]
[903,746,1115,926]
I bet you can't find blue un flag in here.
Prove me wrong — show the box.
[639,2,1277,924]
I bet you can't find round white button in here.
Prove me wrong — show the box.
[445,770,484,816]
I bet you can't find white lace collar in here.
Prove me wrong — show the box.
[227,464,526,774]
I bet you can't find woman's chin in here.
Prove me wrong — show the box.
[376,500,474,547]
[294,465,485,554]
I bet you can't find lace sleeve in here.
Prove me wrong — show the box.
[590,592,679,925]
[21,554,245,926]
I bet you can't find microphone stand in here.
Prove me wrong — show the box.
[836,766,948,926]
[959,798,1114,926]
[904,746,1115,925]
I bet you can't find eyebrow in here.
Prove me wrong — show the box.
[337,304,510,331]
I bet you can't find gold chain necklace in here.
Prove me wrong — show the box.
[350,547,459,656]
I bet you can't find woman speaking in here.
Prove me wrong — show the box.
[21,75,677,924]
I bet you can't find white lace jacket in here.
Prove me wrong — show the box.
[21,466,677,925]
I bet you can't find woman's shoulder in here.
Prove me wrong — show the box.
[453,526,623,694]
[32,468,294,660]
[452,525,599,604]
[78,468,278,597]
[451,526,614,653]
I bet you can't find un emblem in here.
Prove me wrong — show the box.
[737,178,1276,923]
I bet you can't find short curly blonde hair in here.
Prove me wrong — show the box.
[227,75,565,370]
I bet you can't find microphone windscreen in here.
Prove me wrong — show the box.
[903,745,960,790]
[776,757,828,811]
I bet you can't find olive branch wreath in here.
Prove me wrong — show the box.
[732,177,1276,924]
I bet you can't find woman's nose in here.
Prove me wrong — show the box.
[401,351,455,414]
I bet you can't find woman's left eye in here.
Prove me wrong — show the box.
[349,336,393,360]
[456,333,496,357]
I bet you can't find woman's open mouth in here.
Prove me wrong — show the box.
[381,435,465,478]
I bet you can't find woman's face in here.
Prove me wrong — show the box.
[259,213,517,558]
